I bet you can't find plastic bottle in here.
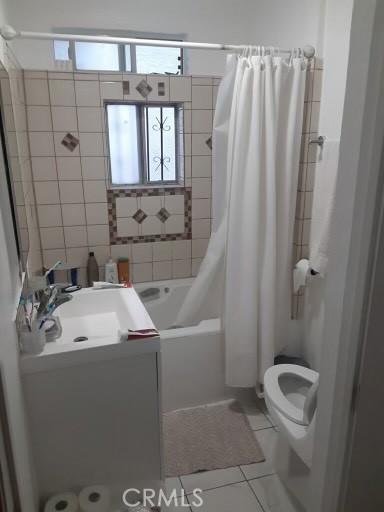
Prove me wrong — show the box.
[87,252,99,286]
[105,258,118,284]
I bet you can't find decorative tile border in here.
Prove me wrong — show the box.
[108,187,192,244]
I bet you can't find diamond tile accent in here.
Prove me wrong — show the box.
[136,79,153,98]
[133,209,147,224]
[156,207,170,223]
[206,136,212,150]
[61,133,79,152]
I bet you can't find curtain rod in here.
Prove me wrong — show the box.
[0,25,316,58]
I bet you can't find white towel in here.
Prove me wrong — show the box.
[309,140,340,275]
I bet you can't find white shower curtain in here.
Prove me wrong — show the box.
[176,52,306,387]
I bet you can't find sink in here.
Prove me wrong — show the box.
[54,287,156,344]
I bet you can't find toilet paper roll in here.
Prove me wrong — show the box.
[79,485,111,512]
[293,258,310,293]
[44,492,79,512]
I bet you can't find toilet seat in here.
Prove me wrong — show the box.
[264,364,319,426]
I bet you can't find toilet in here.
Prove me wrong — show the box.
[264,363,319,467]
[264,364,319,509]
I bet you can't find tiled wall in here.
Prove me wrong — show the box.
[1,48,42,274]
[292,56,323,317]
[24,70,219,284]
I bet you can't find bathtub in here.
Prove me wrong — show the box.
[134,278,236,412]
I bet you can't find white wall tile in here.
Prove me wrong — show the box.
[141,216,162,235]
[132,262,152,283]
[54,132,80,157]
[170,77,191,102]
[110,244,131,260]
[40,227,64,249]
[153,241,172,262]
[192,85,212,109]
[77,107,103,132]
[83,180,107,202]
[191,258,202,276]
[65,247,89,267]
[172,259,191,278]
[62,203,86,226]
[153,260,172,280]
[192,133,212,156]
[132,243,152,263]
[31,157,57,181]
[116,197,138,217]
[121,75,146,101]
[59,180,84,204]
[192,155,212,178]
[29,132,55,156]
[192,198,211,219]
[27,106,52,131]
[37,204,62,228]
[100,81,123,102]
[164,195,184,215]
[192,110,213,133]
[87,225,110,246]
[85,203,108,225]
[116,218,139,237]
[64,226,88,247]
[192,219,211,239]
[165,215,184,234]
[56,157,82,180]
[49,80,76,106]
[51,106,78,132]
[75,81,100,107]
[192,238,209,258]
[80,132,104,156]
[146,75,170,102]
[192,178,211,198]
[140,195,162,215]
[43,248,66,268]
[25,79,50,106]
[34,181,60,204]
[172,240,191,260]
[81,157,106,180]
[88,245,111,266]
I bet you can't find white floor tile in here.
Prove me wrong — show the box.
[165,477,183,497]
[161,496,191,511]
[240,428,278,480]
[241,400,272,431]
[249,474,300,512]
[181,466,244,494]
[190,482,263,512]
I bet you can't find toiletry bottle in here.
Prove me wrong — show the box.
[118,258,130,284]
[87,252,99,286]
[105,258,118,284]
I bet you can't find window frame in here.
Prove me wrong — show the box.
[105,101,184,189]
[54,30,185,74]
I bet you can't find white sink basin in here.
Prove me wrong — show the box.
[54,287,156,344]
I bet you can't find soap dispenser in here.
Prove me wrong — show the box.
[87,252,99,286]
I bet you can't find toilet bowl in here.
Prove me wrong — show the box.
[264,363,319,468]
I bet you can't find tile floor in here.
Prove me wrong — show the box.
[161,395,300,512]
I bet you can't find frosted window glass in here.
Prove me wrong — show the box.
[54,40,70,61]
[75,42,119,71]
[107,104,140,185]
[136,45,181,74]
[145,106,176,182]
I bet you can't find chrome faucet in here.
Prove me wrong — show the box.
[37,283,73,318]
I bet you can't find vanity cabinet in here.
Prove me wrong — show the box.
[21,344,163,506]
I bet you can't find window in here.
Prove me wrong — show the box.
[106,103,183,187]
[54,35,183,74]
